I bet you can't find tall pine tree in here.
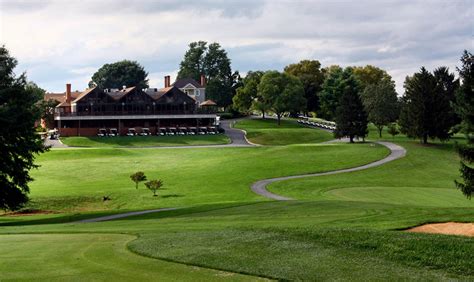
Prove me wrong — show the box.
[399,67,453,144]
[334,69,368,143]
[0,46,46,210]
[454,51,473,199]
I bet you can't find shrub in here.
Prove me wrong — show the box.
[130,171,147,189]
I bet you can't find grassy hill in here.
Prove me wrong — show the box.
[0,118,472,280]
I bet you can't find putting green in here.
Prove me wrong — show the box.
[0,233,259,281]
[322,186,471,207]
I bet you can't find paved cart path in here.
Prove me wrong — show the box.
[250,141,406,201]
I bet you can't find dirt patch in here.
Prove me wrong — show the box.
[1,209,56,217]
[406,222,474,237]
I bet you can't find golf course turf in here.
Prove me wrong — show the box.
[60,134,230,147]
[0,118,473,280]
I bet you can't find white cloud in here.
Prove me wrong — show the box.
[0,0,472,93]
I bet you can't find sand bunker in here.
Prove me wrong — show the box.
[406,222,474,237]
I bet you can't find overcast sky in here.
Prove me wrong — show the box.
[0,0,472,94]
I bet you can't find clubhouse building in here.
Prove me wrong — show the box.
[47,75,218,136]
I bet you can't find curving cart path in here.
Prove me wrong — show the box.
[250,141,406,201]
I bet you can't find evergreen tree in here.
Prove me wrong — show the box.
[0,45,46,211]
[453,51,473,199]
[433,67,460,132]
[318,65,344,120]
[399,67,453,144]
[334,70,368,143]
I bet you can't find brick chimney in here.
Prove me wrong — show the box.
[200,74,206,87]
[164,75,171,87]
[66,83,72,103]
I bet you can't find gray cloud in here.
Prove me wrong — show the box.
[0,0,471,93]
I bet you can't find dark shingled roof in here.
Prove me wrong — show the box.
[107,87,136,101]
[172,78,203,88]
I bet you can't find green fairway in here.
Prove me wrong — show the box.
[1,120,473,280]
[60,134,230,147]
[0,233,256,281]
[234,118,333,145]
[23,142,387,212]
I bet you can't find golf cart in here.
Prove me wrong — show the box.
[198,127,207,135]
[187,127,197,135]
[108,128,118,136]
[97,128,107,137]
[127,128,136,136]
[140,128,150,136]
[157,127,167,136]
[167,127,176,136]
[48,129,59,140]
[207,126,217,135]
[178,127,188,135]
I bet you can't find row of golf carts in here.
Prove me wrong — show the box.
[97,126,218,137]
[297,119,336,130]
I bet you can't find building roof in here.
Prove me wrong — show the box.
[200,100,217,106]
[172,78,203,88]
[107,87,136,101]
[44,91,82,103]
[144,87,172,100]
[71,87,97,104]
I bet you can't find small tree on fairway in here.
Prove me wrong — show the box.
[145,180,163,197]
[334,70,368,143]
[130,172,147,189]
[387,123,400,139]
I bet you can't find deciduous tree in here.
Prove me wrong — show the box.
[178,41,236,109]
[361,79,399,137]
[352,65,392,90]
[130,171,147,189]
[0,45,47,211]
[177,41,207,81]
[145,179,163,197]
[284,60,325,114]
[233,71,264,115]
[89,60,149,89]
[257,71,306,125]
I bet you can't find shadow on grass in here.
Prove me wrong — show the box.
[0,201,267,226]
